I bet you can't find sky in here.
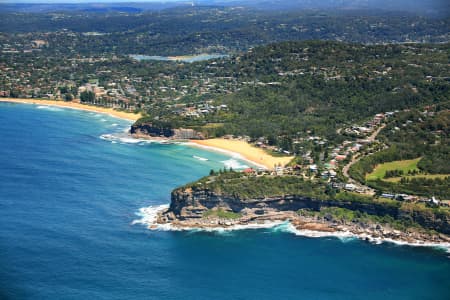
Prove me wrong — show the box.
[0,0,442,4]
[1,0,448,14]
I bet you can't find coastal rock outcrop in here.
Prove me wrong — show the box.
[159,188,450,236]
[130,122,203,139]
[130,122,174,138]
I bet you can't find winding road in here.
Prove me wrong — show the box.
[342,124,386,194]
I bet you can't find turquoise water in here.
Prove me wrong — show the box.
[0,103,449,300]
[130,54,228,62]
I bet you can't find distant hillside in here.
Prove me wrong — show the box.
[0,2,185,13]
[208,0,449,16]
[0,7,448,53]
[10,0,441,16]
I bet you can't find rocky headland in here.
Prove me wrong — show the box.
[153,187,450,246]
[130,121,204,140]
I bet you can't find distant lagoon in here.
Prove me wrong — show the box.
[129,53,229,63]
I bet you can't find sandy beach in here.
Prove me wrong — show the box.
[0,98,142,122]
[190,138,294,169]
[1,98,292,169]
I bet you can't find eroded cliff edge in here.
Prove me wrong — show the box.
[130,120,204,140]
[156,180,450,244]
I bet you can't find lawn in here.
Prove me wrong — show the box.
[384,174,449,182]
[366,158,421,181]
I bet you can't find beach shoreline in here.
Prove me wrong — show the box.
[0,98,142,122]
[185,141,268,170]
[189,138,294,170]
[129,134,294,170]
[1,99,282,169]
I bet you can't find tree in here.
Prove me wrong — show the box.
[325,185,336,198]
[80,91,95,103]
[64,93,73,101]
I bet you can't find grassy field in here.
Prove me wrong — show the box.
[385,174,449,182]
[202,123,224,129]
[203,208,242,219]
[366,158,421,181]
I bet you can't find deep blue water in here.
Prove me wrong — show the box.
[0,103,449,300]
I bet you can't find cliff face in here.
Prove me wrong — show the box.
[162,188,450,234]
[130,122,203,139]
[130,122,174,138]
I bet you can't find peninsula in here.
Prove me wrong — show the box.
[151,171,450,247]
[132,106,450,247]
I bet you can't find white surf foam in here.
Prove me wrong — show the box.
[185,142,267,170]
[132,205,288,233]
[100,133,152,144]
[275,222,450,251]
[276,222,356,239]
[193,155,209,161]
[221,159,249,170]
[36,105,63,112]
[132,206,450,253]
[132,204,170,227]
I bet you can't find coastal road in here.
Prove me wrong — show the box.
[342,124,386,194]
[343,124,385,178]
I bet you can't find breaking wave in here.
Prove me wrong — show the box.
[271,222,356,240]
[193,155,209,161]
[132,205,450,253]
[36,105,63,112]
[132,204,170,227]
[99,133,155,145]
[221,159,249,170]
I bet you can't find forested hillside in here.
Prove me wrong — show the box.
[142,41,449,149]
[349,105,450,198]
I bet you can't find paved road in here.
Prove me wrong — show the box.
[342,124,386,194]
[343,124,386,178]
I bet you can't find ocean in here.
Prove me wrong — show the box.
[0,102,449,300]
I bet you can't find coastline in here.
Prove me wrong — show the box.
[1,99,276,170]
[7,97,448,252]
[133,205,450,253]
[5,98,448,252]
[129,134,281,170]
[189,138,294,170]
[0,98,142,122]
